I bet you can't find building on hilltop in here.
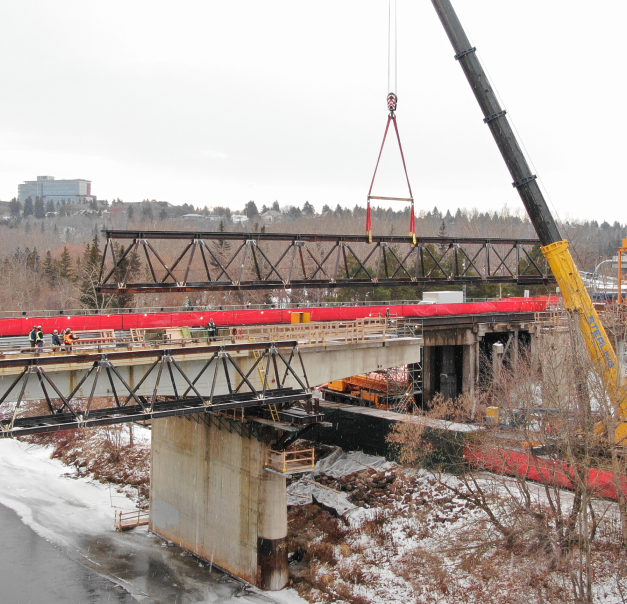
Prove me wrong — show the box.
[18,175,95,204]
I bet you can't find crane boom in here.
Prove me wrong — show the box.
[431,0,626,443]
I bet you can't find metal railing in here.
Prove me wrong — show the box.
[0,318,422,360]
[265,448,315,474]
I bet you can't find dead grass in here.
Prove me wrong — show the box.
[23,424,150,505]
[288,465,627,604]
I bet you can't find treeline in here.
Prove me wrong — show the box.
[0,202,624,312]
[0,235,141,312]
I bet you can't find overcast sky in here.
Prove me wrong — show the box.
[1,1,625,224]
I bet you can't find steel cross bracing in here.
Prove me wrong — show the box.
[0,341,317,438]
[97,231,552,293]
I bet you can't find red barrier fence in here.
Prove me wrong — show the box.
[465,444,627,500]
[0,298,554,338]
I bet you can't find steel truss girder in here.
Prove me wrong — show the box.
[97,231,552,293]
[0,341,314,438]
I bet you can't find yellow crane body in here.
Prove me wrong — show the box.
[543,240,627,443]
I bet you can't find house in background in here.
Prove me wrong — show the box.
[260,209,282,224]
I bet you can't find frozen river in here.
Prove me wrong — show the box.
[0,439,305,604]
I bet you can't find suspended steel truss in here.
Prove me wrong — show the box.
[0,341,318,438]
[97,231,552,294]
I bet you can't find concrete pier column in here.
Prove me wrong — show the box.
[422,345,434,403]
[462,343,476,397]
[440,345,457,399]
[150,415,288,590]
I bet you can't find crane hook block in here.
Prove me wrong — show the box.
[387,92,397,113]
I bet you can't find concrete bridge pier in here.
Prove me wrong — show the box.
[421,316,537,405]
[150,414,288,590]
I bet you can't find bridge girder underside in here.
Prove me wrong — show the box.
[97,231,553,293]
[0,341,315,438]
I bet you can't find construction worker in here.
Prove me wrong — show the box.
[207,318,218,342]
[28,326,37,349]
[51,329,62,351]
[35,326,44,349]
[63,328,78,352]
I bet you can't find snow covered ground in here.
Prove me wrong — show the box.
[0,438,308,604]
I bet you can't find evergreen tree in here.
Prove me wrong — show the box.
[9,198,22,218]
[302,201,315,216]
[244,201,259,218]
[58,246,74,280]
[79,235,107,309]
[26,247,40,270]
[23,197,34,217]
[42,251,56,284]
[34,197,45,218]
[287,205,302,219]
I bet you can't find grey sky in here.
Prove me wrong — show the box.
[1,1,625,223]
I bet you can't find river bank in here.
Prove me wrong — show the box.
[0,438,307,604]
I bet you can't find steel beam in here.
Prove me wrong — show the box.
[97,231,552,293]
[0,341,316,438]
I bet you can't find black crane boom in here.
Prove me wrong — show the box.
[430,0,562,247]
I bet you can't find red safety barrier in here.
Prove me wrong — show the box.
[0,298,553,338]
[465,443,627,501]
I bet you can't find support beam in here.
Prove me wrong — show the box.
[97,231,552,293]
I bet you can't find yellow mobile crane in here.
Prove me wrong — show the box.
[431,1,626,444]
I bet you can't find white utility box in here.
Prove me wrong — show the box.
[420,291,464,304]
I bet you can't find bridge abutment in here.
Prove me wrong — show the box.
[150,414,288,590]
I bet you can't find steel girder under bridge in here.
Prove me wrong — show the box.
[0,341,317,438]
[97,231,553,294]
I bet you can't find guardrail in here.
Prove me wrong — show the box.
[265,448,315,474]
[115,509,149,531]
[0,318,422,360]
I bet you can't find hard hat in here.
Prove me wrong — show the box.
[53,329,58,334]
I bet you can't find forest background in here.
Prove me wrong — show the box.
[1,195,624,313]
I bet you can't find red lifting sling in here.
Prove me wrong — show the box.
[366,92,415,244]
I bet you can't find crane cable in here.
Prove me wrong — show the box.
[366,0,415,244]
